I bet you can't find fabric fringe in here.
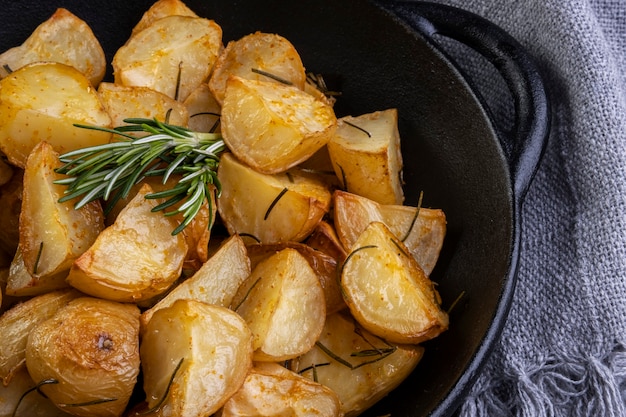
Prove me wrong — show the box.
[460,343,626,417]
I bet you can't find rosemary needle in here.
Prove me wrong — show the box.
[54,117,226,235]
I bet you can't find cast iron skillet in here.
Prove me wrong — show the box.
[1,0,549,415]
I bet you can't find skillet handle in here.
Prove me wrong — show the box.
[380,0,550,199]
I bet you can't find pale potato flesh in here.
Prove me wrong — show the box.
[0,8,106,86]
[340,221,448,344]
[220,362,342,417]
[98,82,189,130]
[6,249,69,297]
[217,153,331,244]
[221,75,337,174]
[233,248,326,361]
[209,31,306,105]
[141,299,253,417]
[183,83,222,133]
[0,366,74,416]
[113,15,223,102]
[140,234,251,328]
[25,297,141,417]
[328,108,404,205]
[0,289,80,386]
[20,142,104,280]
[67,183,188,303]
[333,190,446,275]
[0,62,112,168]
[246,241,346,315]
[290,311,424,417]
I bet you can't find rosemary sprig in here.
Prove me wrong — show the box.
[54,117,226,235]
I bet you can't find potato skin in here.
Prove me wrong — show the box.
[25,297,141,417]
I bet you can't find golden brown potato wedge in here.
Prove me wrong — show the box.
[102,175,216,272]
[98,82,189,130]
[0,366,74,416]
[113,15,223,102]
[232,248,325,361]
[217,153,331,244]
[25,297,140,417]
[140,234,250,328]
[221,75,337,174]
[0,8,106,86]
[20,142,105,280]
[5,249,69,297]
[305,220,348,264]
[340,221,448,344]
[141,299,253,417]
[209,32,306,105]
[67,183,188,303]
[130,0,199,37]
[0,289,80,386]
[220,362,342,417]
[246,242,345,315]
[183,83,221,133]
[0,62,112,168]
[328,108,404,205]
[334,190,446,275]
[290,311,424,417]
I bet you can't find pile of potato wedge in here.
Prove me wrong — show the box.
[0,1,450,416]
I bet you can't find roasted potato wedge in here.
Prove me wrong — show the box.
[246,242,345,315]
[340,221,448,344]
[183,83,222,133]
[328,108,404,205]
[0,8,106,86]
[6,249,69,297]
[0,289,80,386]
[140,234,250,328]
[25,297,140,417]
[217,153,331,244]
[102,175,216,271]
[67,183,188,303]
[20,142,104,280]
[221,75,337,174]
[305,220,348,263]
[130,0,198,37]
[0,62,112,168]
[209,32,306,105]
[290,312,424,417]
[232,248,326,361]
[98,82,189,130]
[220,362,342,417]
[0,366,74,416]
[141,299,253,417]
[113,15,223,102]
[334,190,446,275]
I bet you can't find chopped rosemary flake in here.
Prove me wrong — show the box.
[3,64,12,74]
[264,187,288,220]
[139,358,184,415]
[390,238,410,258]
[447,290,466,314]
[343,120,371,137]
[251,68,292,85]
[401,190,424,242]
[54,118,226,235]
[58,398,118,408]
[174,61,183,101]
[12,379,59,417]
[33,241,44,274]
[232,277,262,311]
[238,233,261,243]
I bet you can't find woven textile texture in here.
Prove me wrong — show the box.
[380,0,626,415]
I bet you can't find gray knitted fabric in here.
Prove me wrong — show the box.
[382,0,626,415]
